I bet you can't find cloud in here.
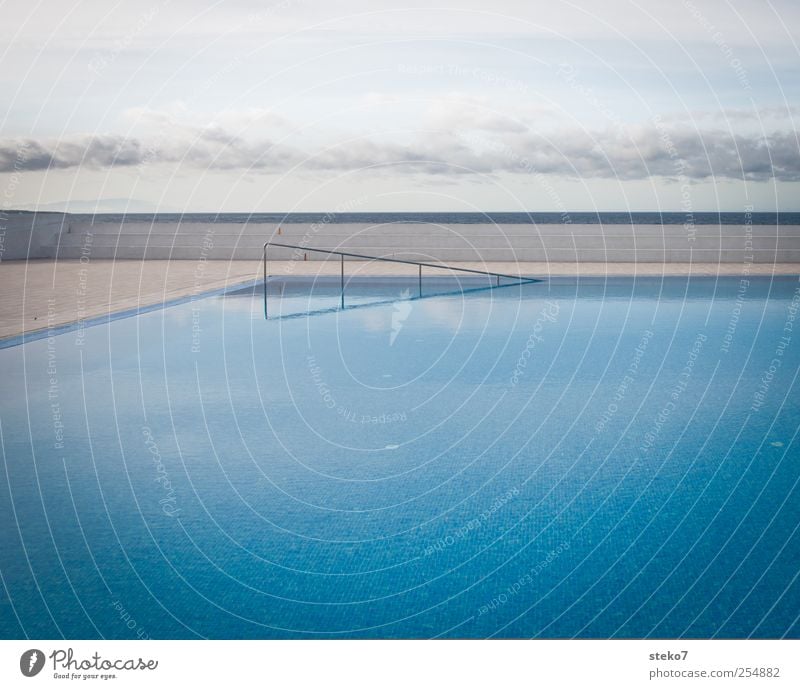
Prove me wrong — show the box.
[423,93,532,133]
[659,106,800,126]
[2,121,798,182]
[0,128,300,173]
[0,136,143,172]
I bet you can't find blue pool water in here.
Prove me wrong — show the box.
[1,275,799,639]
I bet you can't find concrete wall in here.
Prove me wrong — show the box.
[0,211,68,260]
[2,212,799,263]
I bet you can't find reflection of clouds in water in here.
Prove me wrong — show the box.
[218,296,261,316]
[165,292,266,337]
[349,289,418,334]
[418,299,465,334]
[413,292,561,335]
[416,290,521,333]
[348,292,495,336]
[170,307,193,327]
[353,308,389,334]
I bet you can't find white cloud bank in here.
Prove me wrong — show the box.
[2,121,798,182]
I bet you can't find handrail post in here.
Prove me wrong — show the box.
[340,253,345,309]
[263,243,268,319]
[418,263,422,297]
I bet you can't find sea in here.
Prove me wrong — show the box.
[67,211,800,225]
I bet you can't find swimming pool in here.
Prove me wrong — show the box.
[1,275,799,639]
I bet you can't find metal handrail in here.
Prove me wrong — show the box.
[262,240,538,318]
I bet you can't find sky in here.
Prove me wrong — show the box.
[0,0,799,212]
